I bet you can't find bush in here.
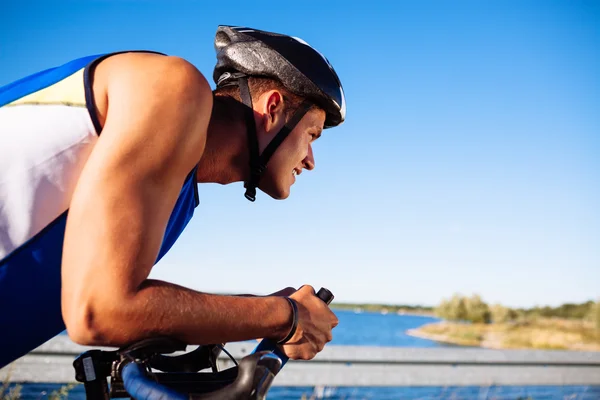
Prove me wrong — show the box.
[436,294,490,323]
[491,304,518,323]
[437,296,597,326]
[586,300,600,330]
[465,294,491,324]
[519,301,594,320]
[448,294,469,321]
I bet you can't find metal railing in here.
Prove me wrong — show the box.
[2,336,600,387]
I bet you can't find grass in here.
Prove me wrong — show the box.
[1,368,21,400]
[410,318,600,350]
[48,383,78,400]
[0,386,21,400]
[1,366,76,400]
[0,383,77,400]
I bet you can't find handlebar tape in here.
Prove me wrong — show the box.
[121,362,187,400]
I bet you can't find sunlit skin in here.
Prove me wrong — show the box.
[257,101,325,200]
[60,52,338,361]
[196,89,325,200]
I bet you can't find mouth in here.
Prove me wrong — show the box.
[292,168,301,176]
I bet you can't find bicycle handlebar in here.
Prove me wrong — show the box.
[121,351,282,400]
[121,362,187,400]
[74,287,334,400]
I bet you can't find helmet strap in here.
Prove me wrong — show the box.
[237,77,312,202]
[237,77,261,201]
[258,100,312,165]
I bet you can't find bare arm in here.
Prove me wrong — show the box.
[61,53,291,346]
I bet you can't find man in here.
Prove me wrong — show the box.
[0,26,346,368]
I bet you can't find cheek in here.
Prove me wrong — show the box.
[296,134,311,153]
[268,134,308,176]
[280,136,305,161]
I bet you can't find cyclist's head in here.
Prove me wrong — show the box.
[213,76,309,122]
[212,25,346,201]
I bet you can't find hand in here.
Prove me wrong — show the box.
[280,285,338,360]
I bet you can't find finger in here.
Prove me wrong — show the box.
[299,284,315,296]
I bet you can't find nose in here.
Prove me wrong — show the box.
[303,145,315,171]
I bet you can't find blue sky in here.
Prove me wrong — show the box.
[1,0,598,308]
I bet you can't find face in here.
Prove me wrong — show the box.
[258,105,326,200]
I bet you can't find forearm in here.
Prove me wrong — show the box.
[69,279,292,347]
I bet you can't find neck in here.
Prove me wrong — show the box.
[196,95,250,185]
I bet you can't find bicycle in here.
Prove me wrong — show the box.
[73,288,333,400]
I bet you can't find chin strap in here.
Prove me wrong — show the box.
[235,76,312,202]
[237,76,261,201]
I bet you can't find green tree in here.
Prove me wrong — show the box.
[465,294,491,323]
[434,298,451,319]
[490,304,518,323]
[435,294,468,321]
[447,294,468,321]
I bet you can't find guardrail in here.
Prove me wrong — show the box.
[2,336,600,386]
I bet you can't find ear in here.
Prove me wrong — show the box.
[258,90,287,134]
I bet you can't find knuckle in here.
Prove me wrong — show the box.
[302,285,315,294]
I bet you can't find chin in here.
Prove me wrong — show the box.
[261,184,291,200]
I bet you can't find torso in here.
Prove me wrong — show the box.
[0,53,200,368]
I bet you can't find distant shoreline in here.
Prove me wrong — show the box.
[405,325,477,347]
[330,304,435,317]
[331,308,436,318]
[406,320,600,351]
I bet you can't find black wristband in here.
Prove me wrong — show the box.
[277,297,299,344]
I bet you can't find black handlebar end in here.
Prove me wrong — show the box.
[315,287,334,305]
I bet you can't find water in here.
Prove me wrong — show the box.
[10,311,600,399]
[9,383,600,400]
[56,310,443,347]
[329,310,444,347]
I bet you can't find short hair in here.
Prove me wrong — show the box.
[214,76,306,119]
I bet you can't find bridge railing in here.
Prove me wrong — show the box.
[2,336,600,386]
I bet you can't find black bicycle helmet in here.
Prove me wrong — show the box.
[212,25,346,201]
[214,25,346,128]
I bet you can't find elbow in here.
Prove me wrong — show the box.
[63,293,124,346]
[63,300,107,346]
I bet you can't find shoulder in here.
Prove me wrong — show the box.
[96,51,213,116]
[91,52,214,177]
[102,52,211,95]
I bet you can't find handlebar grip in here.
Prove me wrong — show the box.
[121,362,187,400]
[251,287,334,368]
[316,287,334,305]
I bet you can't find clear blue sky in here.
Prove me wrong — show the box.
[2,0,598,308]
